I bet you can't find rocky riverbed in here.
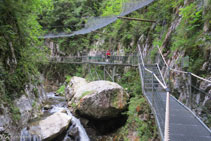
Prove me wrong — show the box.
[19,77,129,141]
[20,92,89,141]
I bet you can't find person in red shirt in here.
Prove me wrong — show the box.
[106,50,111,59]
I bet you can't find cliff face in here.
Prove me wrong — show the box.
[0,77,47,140]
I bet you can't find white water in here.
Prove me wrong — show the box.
[66,108,90,141]
[49,106,90,141]
[20,92,89,141]
[46,92,89,141]
[20,128,41,141]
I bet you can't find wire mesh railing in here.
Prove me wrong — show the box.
[48,55,138,66]
[156,45,211,128]
[157,46,211,118]
[137,42,169,141]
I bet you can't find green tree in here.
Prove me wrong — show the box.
[0,0,51,99]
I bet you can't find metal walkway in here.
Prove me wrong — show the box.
[139,64,211,141]
[49,55,138,66]
[49,52,211,141]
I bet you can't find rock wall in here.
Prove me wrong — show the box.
[0,76,47,141]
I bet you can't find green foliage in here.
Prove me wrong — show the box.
[112,68,158,140]
[11,106,21,122]
[33,88,39,98]
[119,69,141,97]
[168,2,207,73]
[56,85,65,95]
[32,101,37,108]
[56,75,71,95]
[118,95,157,140]
[150,46,158,63]
[65,75,72,83]
[0,0,51,99]
[101,0,123,16]
[128,96,156,139]
[39,0,103,55]
[188,57,204,72]
[41,63,82,83]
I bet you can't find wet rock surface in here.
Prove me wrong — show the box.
[28,110,72,140]
[65,77,129,138]
[66,77,129,119]
[0,81,46,140]
[20,92,89,141]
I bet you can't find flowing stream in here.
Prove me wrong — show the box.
[20,92,89,141]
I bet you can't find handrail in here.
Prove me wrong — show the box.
[145,67,167,89]
[157,46,211,83]
[48,55,139,66]
[137,43,146,68]
[137,41,169,141]
[138,43,167,89]
[157,46,168,67]
[156,45,211,139]
[156,63,167,87]
[191,73,211,83]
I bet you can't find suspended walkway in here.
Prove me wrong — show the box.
[49,55,138,66]
[138,64,211,141]
[137,41,211,141]
[48,49,211,141]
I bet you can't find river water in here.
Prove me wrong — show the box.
[20,92,89,141]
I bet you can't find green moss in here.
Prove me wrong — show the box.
[11,106,21,122]
[32,101,36,108]
[111,90,119,108]
[80,90,95,99]
[33,88,39,98]
[71,102,77,109]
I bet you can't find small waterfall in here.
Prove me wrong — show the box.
[20,128,41,141]
[20,92,89,141]
[66,109,89,141]
[48,107,90,141]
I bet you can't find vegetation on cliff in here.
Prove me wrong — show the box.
[0,0,51,101]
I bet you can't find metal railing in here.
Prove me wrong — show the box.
[137,41,169,141]
[157,45,211,83]
[156,45,211,120]
[48,55,138,66]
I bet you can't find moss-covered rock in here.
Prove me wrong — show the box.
[66,77,129,119]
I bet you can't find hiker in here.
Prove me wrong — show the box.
[106,50,111,59]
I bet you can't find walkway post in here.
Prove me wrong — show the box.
[164,90,170,141]
[152,73,154,107]
[104,66,106,80]
[164,67,170,141]
[188,72,192,109]
[112,66,116,82]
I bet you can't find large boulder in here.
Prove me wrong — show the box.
[65,76,88,101]
[66,77,129,119]
[29,110,71,140]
